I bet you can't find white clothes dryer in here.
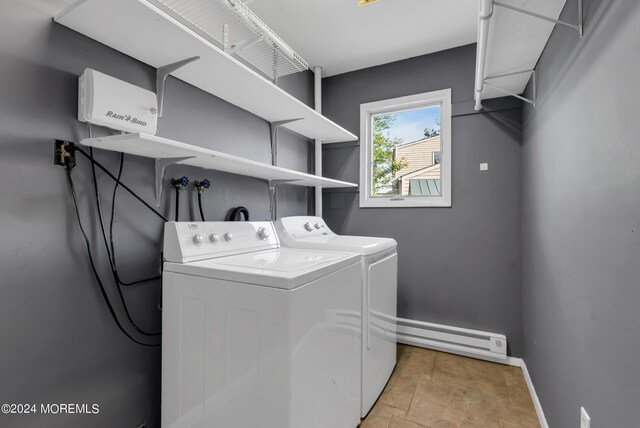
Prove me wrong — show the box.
[275,216,398,417]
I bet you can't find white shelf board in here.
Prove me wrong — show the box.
[481,0,567,101]
[54,0,357,144]
[80,133,358,189]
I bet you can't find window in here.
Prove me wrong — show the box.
[359,89,451,207]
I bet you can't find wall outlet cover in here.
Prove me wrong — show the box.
[580,407,590,428]
[480,163,489,171]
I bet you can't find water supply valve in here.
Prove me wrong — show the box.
[194,179,211,194]
[171,176,189,188]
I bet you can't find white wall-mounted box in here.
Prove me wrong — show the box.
[78,68,158,134]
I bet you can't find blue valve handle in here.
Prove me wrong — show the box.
[171,176,189,187]
[194,179,211,190]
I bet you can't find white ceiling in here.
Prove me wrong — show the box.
[248,0,478,77]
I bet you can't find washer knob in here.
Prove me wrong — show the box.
[304,222,313,231]
[314,223,321,229]
[209,233,219,243]
[193,234,204,244]
[224,232,233,241]
[257,227,271,240]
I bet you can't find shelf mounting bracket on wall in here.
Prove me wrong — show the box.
[155,156,195,207]
[484,69,537,107]
[269,119,303,166]
[268,179,300,221]
[493,0,583,38]
[156,56,200,117]
[268,119,302,221]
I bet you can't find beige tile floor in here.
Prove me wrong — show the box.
[361,345,540,428]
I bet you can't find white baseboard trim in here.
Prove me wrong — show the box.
[520,360,549,428]
[396,318,548,428]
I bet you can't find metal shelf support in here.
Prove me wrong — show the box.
[494,0,583,38]
[484,69,537,107]
[268,179,299,221]
[156,56,200,117]
[269,119,303,166]
[268,119,303,221]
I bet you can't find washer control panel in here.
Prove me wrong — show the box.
[164,221,280,263]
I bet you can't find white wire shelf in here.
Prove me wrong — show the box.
[150,0,308,82]
[80,133,357,205]
[474,0,582,110]
[54,0,357,143]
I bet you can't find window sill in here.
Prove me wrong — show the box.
[359,196,452,208]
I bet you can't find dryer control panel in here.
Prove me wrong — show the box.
[275,216,334,239]
[163,221,279,263]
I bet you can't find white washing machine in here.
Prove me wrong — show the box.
[161,221,361,428]
[275,216,398,417]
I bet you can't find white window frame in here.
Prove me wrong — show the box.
[359,89,452,208]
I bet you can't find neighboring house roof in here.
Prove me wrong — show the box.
[398,163,441,196]
[410,179,441,196]
[395,135,440,148]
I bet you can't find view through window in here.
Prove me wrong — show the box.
[371,105,442,197]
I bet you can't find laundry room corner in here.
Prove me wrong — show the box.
[321,44,524,357]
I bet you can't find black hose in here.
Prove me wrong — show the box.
[66,166,159,347]
[175,187,180,221]
[109,153,161,286]
[88,149,161,337]
[75,147,167,222]
[198,192,205,221]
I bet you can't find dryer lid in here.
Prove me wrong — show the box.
[163,248,360,290]
[284,234,396,256]
[275,216,397,256]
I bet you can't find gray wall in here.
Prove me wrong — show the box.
[521,0,640,426]
[321,44,525,355]
[0,1,312,427]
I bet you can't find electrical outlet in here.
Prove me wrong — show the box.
[480,162,489,171]
[580,407,590,428]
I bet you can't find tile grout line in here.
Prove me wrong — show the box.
[400,352,439,428]
[412,349,511,427]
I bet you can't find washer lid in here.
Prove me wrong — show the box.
[163,248,359,290]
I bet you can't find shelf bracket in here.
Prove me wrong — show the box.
[484,69,537,107]
[483,82,535,107]
[493,0,583,38]
[267,179,301,221]
[268,119,303,219]
[156,56,200,117]
[155,156,195,208]
[269,119,303,166]
[227,34,265,56]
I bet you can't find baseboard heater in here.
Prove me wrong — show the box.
[396,316,507,363]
